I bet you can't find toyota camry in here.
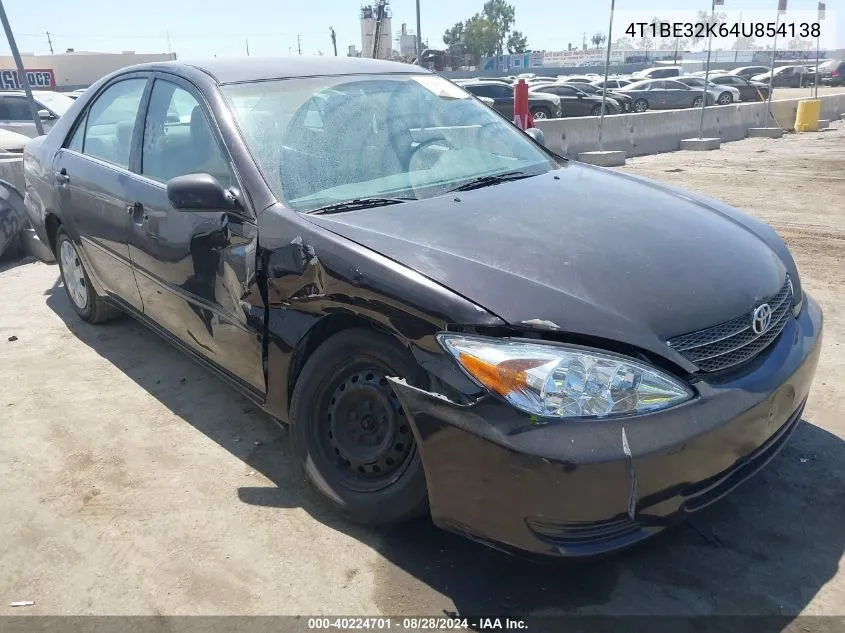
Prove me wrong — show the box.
[23,57,822,558]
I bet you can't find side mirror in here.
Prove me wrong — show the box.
[37,109,53,120]
[167,173,238,211]
[525,127,546,147]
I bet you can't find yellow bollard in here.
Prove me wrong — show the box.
[795,99,821,132]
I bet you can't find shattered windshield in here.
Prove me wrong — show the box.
[223,74,556,211]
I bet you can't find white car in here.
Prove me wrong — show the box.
[0,90,75,138]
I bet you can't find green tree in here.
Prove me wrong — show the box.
[482,0,516,56]
[692,9,727,49]
[613,36,635,50]
[464,14,498,65]
[590,32,606,49]
[443,21,465,47]
[787,37,813,50]
[507,30,528,53]
[732,35,755,50]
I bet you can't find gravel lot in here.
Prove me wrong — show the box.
[1,123,844,620]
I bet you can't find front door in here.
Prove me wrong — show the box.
[124,75,265,397]
[51,76,149,311]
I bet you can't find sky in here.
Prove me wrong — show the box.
[1,0,841,59]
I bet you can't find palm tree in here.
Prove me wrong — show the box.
[590,32,606,49]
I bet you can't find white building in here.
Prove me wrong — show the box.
[398,23,417,58]
[360,2,392,60]
[0,51,176,88]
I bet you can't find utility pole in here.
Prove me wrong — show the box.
[46,31,53,54]
[297,34,302,55]
[582,32,587,50]
[415,0,422,64]
[330,27,337,56]
[765,0,786,127]
[166,30,171,55]
[597,0,616,151]
[0,0,43,135]
[245,38,250,56]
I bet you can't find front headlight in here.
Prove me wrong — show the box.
[437,334,693,420]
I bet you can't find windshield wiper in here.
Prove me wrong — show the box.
[306,197,412,215]
[446,170,535,193]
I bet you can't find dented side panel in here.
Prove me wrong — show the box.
[255,205,506,422]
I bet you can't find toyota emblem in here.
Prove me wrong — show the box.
[752,304,773,335]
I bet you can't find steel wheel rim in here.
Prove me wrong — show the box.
[60,240,88,310]
[317,366,415,493]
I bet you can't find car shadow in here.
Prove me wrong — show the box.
[45,281,845,623]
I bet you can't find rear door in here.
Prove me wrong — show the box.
[540,85,582,116]
[123,74,265,397]
[0,94,38,137]
[485,84,515,119]
[645,80,668,107]
[52,75,150,311]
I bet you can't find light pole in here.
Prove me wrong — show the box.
[597,0,616,151]
[813,2,824,99]
[697,0,721,140]
[765,0,786,128]
[0,0,43,135]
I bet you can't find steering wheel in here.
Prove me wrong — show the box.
[407,135,454,162]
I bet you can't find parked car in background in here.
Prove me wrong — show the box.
[559,75,597,84]
[559,81,633,112]
[0,90,75,137]
[592,78,632,89]
[708,74,770,101]
[817,60,845,86]
[752,65,813,88]
[631,66,682,80]
[67,88,88,100]
[615,79,714,112]
[674,76,741,105]
[23,56,822,560]
[0,127,28,153]
[728,66,770,79]
[463,80,562,119]
[529,83,619,116]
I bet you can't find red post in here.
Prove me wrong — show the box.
[513,79,534,130]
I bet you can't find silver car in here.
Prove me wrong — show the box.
[0,90,75,137]
[615,79,715,112]
[675,76,742,105]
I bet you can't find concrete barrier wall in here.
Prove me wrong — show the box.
[536,93,845,159]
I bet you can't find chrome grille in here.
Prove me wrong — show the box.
[668,277,794,373]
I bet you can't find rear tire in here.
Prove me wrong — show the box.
[633,99,648,113]
[590,104,604,116]
[692,96,704,108]
[55,228,121,324]
[290,328,429,525]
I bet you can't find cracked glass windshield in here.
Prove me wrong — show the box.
[223,74,556,211]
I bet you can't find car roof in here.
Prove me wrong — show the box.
[123,56,429,85]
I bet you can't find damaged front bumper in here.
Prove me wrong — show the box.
[389,296,823,558]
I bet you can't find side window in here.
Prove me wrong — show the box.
[83,78,147,169]
[66,114,87,152]
[0,97,33,121]
[556,86,577,96]
[142,80,233,188]
[466,85,491,98]
[648,81,665,90]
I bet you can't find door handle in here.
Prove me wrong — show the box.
[55,168,70,185]
[128,202,148,224]
[126,202,141,215]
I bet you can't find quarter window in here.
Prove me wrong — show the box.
[81,78,147,169]
[142,80,233,188]
[0,96,33,121]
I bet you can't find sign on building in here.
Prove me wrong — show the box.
[0,69,56,90]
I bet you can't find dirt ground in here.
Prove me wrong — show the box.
[1,123,844,620]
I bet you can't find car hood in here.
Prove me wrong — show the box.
[303,163,790,366]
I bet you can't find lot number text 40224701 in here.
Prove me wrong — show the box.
[625,21,821,39]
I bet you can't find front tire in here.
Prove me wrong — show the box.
[717,91,733,105]
[290,328,429,525]
[55,228,120,324]
[633,98,648,113]
[692,96,704,108]
[531,107,551,120]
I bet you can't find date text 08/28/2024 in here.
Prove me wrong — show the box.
[306,618,528,631]
[625,21,821,39]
